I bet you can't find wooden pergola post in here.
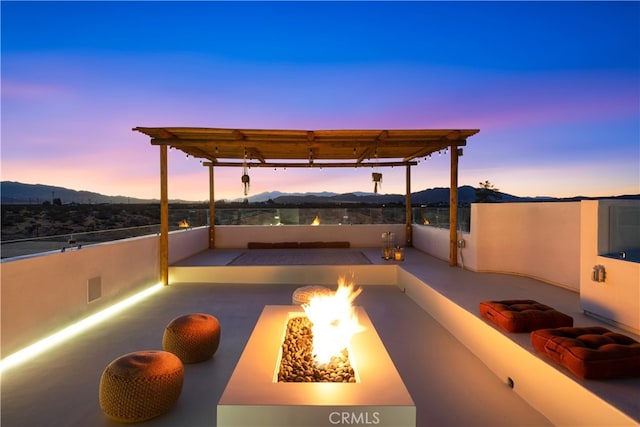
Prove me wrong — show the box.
[160,145,169,285]
[449,145,459,267]
[405,164,412,247]
[208,164,215,249]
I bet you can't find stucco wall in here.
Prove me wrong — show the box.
[0,228,208,358]
[580,200,640,333]
[169,226,209,263]
[214,224,407,248]
[469,202,581,291]
[413,202,581,291]
[412,225,452,263]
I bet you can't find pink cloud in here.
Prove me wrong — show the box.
[2,80,69,100]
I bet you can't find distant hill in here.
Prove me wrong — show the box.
[1,181,485,205]
[241,191,339,203]
[0,182,162,205]
[227,186,639,205]
[2,181,637,206]
[262,185,530,205]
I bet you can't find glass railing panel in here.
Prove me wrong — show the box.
[1,225,163,259]
[1,206,471,259]
[412,206,470,232]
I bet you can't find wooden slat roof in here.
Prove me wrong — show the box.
[133,127,479,168]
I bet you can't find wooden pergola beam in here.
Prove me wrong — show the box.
[245,147,266,163]
[202,160,417,168]
[151,138,467,148]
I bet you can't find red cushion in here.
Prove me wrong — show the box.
[531,326,640,379]
[479,299,573,333]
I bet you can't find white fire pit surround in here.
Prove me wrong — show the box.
[218,305,415,427]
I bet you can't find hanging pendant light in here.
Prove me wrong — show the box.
[372,172,382,194]
[241,150,250,196]
[371,148,382,194]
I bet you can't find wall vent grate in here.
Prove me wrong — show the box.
[87,276,101,302]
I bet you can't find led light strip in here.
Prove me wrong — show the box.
[0,283,163,373]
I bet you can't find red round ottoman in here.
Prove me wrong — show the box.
[99,350,183,423]
[162,313,221,363]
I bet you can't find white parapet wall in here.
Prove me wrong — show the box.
[470,201,581,290]
[413,200,639,334]
[413,202,581,291]
[580,200,640,333]
[213,224,407,248]
[169,226,210,263]
[0,227,209,358]
[411,224,452,263]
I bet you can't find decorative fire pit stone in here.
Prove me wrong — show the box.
[278,316,356,383]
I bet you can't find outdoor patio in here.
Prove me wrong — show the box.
[2,248,638,426]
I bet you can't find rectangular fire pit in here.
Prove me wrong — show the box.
[218,305,415,427]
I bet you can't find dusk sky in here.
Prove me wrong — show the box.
[2,1,639,202]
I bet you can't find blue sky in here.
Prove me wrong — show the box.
[2,1,639,201]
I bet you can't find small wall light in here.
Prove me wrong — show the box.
[592,265,606,283]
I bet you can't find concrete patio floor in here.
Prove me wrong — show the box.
[1,248,638,426]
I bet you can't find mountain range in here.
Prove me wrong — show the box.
[1,181,161,204]
[1,181,637,206]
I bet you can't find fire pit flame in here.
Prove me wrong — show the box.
[302,276,364,365]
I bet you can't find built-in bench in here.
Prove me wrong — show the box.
[247,241,350,249]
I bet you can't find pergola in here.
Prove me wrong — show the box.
[133,127,480,285]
